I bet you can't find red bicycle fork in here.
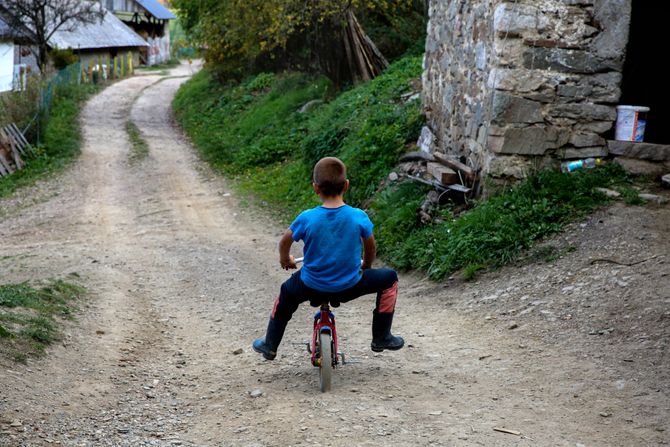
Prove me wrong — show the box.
[310,305,339,367]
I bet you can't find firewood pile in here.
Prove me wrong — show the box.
[392,151,480,223]
[0,123,32,177]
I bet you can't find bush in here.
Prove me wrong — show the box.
[50,49,78,70]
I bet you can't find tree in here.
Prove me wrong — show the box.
[172,0,417,86]
[0,0,103,71]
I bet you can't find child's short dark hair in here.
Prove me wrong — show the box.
[313,157,347,197]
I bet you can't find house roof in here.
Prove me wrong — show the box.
[50,10,148,50]
[135,0,175,20]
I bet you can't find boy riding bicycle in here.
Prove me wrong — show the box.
[253,157,403,360]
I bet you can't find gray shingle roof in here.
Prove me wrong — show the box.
[50,10,148,50]
[136,0,175,20]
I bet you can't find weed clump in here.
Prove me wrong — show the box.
[0,279,85,361]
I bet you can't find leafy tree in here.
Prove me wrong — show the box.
[172,0,421,86]
[0,0,103,70]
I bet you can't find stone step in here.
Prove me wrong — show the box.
[607,140,670,162]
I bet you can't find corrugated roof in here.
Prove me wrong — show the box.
[136,0,175,20]
[50,10,148,50]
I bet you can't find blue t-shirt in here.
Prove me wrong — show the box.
[290,205,373,292]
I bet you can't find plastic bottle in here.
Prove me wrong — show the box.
[560,157,603,173]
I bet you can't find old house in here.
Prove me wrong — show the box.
[105,0,176,65]
[49,9,148,69]
[422,1,668,186]
[0,12,34,92]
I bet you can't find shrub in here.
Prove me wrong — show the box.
[50,49,78,70]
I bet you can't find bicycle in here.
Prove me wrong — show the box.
[295,257,345,392]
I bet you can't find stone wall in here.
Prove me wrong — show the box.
[422,0,631,181]
[422,0,496,173]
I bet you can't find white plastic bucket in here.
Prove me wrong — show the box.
[615,105,649,142]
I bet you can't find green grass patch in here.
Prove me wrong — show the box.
[126,120,150,163]
[370,164,638,280]
[0,84,100,198]
[174,54,643,281]
[0,278,85,362]
[174,55,423,221]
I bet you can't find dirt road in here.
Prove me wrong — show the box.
[1,63,668,446]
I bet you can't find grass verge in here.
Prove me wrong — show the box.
[174,55,644,281]
[173,56,424,220]
[0,84,101,199]
[370,164,640,280]
[126,120,150,163]
[0,278,86,362]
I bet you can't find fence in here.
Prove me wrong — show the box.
[0,51,136,176]
[41,51,136,118]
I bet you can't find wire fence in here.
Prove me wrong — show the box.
[0,51,137,176]
[39,62,81,120]
[41,51,136,119]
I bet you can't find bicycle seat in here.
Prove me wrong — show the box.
[309,299,340,308]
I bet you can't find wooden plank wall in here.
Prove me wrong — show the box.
[0,123,33,177]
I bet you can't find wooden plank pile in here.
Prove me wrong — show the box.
[399,150,478,196]
[395,150,480,223]
[0,123,32,177]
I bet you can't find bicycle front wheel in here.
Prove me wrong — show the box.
[319,332,332,392]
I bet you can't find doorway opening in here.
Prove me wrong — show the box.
[619,2,669,144]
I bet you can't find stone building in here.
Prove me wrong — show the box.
[422,1,666,184]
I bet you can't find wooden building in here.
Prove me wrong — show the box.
[105,0,176,65]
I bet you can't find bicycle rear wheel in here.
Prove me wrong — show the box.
[319,332,332,392]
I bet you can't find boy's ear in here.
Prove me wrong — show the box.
[313,182,321,195]
[343,179,350,193]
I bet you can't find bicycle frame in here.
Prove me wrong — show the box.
[311,302,338,368]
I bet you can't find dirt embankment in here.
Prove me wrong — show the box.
[1,62,668,446]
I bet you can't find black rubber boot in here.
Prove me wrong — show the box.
[252,318,287,360]
[371,312,404,352]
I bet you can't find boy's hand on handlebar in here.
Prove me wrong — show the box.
[280,255,297,270]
